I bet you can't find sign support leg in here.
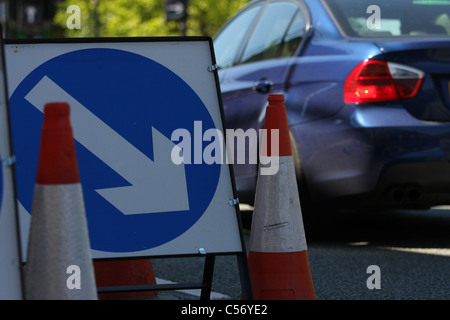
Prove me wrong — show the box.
[237,252,254,300]
[200,254,215,300]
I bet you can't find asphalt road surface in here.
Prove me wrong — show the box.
[151,205,450,300]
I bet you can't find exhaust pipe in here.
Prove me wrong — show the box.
[406,187,421,202]
[388,186,422,204]
[389,187,405,203]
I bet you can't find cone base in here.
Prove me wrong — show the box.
[94,259,157,300]
[248,251,316,300]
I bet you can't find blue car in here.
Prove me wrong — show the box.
[213,0,450,213]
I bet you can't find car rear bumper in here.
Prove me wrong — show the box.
[291,103,450,208]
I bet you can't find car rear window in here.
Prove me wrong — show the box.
[323,0,450,37]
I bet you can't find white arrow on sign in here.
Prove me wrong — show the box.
[25,75,190,215]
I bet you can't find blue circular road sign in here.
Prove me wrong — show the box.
[10,48,221,252]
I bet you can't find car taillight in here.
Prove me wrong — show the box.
[344,60,424,104]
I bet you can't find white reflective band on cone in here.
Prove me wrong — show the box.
[249,155,307,253]
[25,183,97,300]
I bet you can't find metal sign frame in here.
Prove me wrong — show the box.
[5,36,252,300]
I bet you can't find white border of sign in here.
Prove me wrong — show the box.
[0,33,23,299]
[5,38,246,260]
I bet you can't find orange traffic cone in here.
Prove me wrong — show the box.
[24,102,97,299]
[94,259,157,300]
[248,94,316,300]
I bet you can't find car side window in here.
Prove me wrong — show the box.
[214,4,262,69]
[240,1,306,64]
[280,10,306,58]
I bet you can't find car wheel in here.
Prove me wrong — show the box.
[290,132,314,215]
[290,132,336,239]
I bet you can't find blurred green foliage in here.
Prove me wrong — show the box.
[54,0,249,38]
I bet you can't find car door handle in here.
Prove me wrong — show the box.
[253,79,273,93]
